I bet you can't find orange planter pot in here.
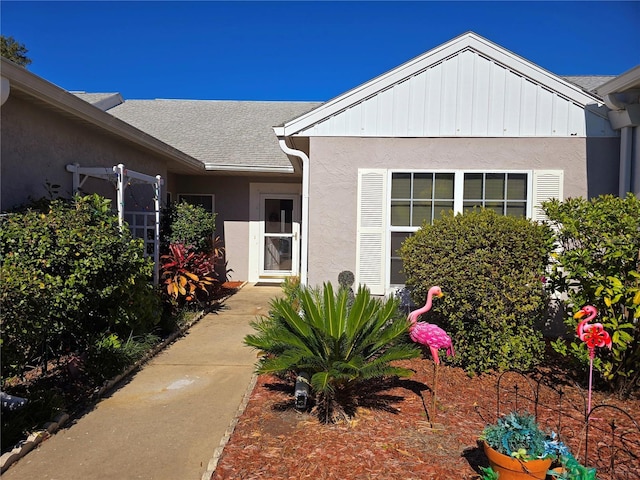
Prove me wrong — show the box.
[483,442,552,480]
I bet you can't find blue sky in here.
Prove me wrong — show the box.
[1,1,639,101]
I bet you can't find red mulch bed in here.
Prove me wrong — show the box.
[212,356,640,480]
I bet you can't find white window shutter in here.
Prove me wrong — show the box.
[356,169,387,295]
[532,170,563,222]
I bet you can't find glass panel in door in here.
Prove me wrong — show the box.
[263,198,296,273]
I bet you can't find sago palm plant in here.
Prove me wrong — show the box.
[244,282,421,423]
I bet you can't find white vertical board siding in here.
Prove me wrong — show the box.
[426,65,443,134]
[503,69,523,134]
[472,53,491,136]
[408,70,427,135]
[532,170,564,221]
[440,55,458,136]
[520,78,538,135]
[536,87,554,136]
[488,63,507,135]
[298,49,613,138]
[377,88,394,136]
[356,169,387,295]
[392,80,411,136]
[552,95,570,135]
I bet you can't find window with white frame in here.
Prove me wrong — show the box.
[389,171,530,285]
[177,194,214,213]
[462,172,528,216]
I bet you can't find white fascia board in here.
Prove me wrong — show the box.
[1,58,204,173]
[281,32,602,136]
[596,65,640,96]
[204,163,294,174]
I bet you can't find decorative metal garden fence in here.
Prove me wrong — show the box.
[492,371,639,479]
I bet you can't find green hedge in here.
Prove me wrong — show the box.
[543,194,640,397]
[0,194,160,381]
[161,201,216,254]
[400,209,554,374]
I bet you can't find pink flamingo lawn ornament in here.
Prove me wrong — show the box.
[408,286,454,421]
[574,305,612,416]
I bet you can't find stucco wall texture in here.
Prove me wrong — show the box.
[1,95,168,210]
[305,136,619,288]
[172,174,300,282]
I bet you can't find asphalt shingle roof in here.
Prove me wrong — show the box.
[561,76,617,95]
[71,92,124,111]
[106,100,321,171]
[75,74,614,173]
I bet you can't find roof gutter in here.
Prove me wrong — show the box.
[204,163,294,174]
[277,137,309,285]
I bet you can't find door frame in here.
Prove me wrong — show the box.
[248,183,302,283]
[259,193,300,277]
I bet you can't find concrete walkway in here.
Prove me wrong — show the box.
[2,283,281,480]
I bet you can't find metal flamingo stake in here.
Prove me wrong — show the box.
[407,286,454,423]
[574,305,612,415]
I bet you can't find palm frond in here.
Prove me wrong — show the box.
[243,281,418,423]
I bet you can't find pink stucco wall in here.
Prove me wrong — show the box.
[305,136,619,288]
[1,95,168,210]
[171,174,301,282]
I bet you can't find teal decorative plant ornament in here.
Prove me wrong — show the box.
[480,412,596,479]
[481,412,550,460]
[548,453,597,479]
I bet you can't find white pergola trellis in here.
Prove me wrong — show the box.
[66,163,163,284]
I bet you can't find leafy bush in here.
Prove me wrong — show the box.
[162,201,216,253]
[543,194,640,397]
[84,332,159,384]
[160,242,218,308]
[0,194,160,381]
[400,209,553,374]
[244,282,421,423]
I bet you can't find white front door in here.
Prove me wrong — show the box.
[260,195,300,277]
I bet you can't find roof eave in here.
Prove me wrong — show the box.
[1,58,204,174]
[596,65,640,96]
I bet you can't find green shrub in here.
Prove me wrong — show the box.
[0,194,160,381]
[162,201,216,253]
[543,194,640,397]
[244,282,420,423]
[84,332,159,384]
[400,209,553,374]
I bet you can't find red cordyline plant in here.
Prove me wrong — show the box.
[160,243,217,305]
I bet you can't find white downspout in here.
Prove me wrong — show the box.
[278,138,309,286]
[620,126,633,197]
[153,175,162,285]
[114,164,125,230]
[633,126,640,198]
[1,77,9,210]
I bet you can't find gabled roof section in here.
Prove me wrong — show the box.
[277,32,613,138]
[107,100,320,173]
